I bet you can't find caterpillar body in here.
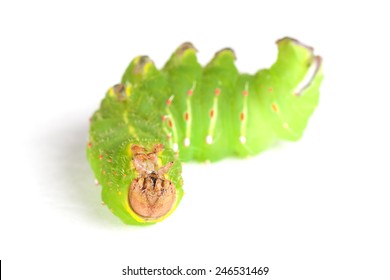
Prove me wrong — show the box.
[87,37,323,225]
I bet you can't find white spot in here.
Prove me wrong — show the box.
[94,179,99,186]
[173,143,179,152]
[184,138,190,147]
[239,136,246,144]
[206,135,213,144]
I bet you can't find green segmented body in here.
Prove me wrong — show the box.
[86,37,323,225]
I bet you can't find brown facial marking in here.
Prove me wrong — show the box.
[152,143,164,154]
[128,144,176,219]
[131,144,146,155]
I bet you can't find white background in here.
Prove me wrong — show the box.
[1,1,389,279]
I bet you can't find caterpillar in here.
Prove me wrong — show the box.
[86,37,323,225]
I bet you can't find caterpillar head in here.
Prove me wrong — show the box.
[129,144,176,219]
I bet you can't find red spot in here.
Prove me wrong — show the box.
[108,158,113,163]
[168,120,173,128]
[187,89,193,96]
[268,87,273,92]
[242,90,248,96]
[162,115,167,121]
[87,142,92,148]
[209,109,215,118]
[240,112,245,121]
[184,112,189,121]
[271,103,279,112]
[214,88,221,96]
[166,99,172,106]
[99,154,103,160]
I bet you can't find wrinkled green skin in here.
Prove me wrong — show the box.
[87,37,323,225]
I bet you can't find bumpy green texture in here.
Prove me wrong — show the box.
[87,37,323,225]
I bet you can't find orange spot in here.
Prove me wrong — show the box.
[123,174,127,177]
[167,134,172,139]
[107,182,111,186]
[108,158,113,163]
[268,87,273,92]
[214,88,221,96]
[87,142,92,148]
[166,99,172,106]
[240,112,245,121]
[210,109,214,118]
[168,120,173,128]
[184,112,189,121]
[113,171,117,175]
[102,170,106,175]
[99,154,103,160]
[187,89,193,96]
[162,115,167,121]
[242,90,248,96]
[271,103,279,113]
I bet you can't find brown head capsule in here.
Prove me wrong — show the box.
[129,144,176,219]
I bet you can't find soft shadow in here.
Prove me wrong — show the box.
[40,115,126,228]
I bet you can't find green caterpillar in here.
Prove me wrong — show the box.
[86,37,323,225]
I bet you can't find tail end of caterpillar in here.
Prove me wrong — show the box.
[257,37,323,142]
